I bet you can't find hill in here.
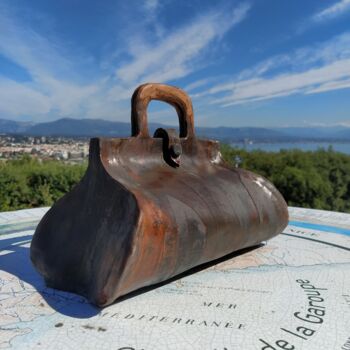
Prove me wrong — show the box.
[0,118,350,142]
[273,126,350,140]
[0,119,33,134]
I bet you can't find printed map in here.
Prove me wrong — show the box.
[0,207,349,350]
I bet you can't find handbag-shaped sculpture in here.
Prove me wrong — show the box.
[30,83,288,307]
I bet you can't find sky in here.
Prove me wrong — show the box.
[0,0,350,128]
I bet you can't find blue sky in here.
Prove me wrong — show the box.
[0,0,350,127]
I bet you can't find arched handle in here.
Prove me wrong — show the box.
[131,83,195,138]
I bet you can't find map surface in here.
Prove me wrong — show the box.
[0,207,349,350]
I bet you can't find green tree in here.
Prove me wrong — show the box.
[221,144,350,213]
[0,157,86,211]
[1,147,350,213]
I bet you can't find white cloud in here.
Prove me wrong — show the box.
[214,59,350,106]
[306,78,350,94]
[197,32,350,107]
[184,78,213,92]
[143,0,163,36]
[144,0,158,12]
[303,120,350,127]
[0,7,107,120]
[0,2,250,121]
[312,0,350,22]
[0,7,74,82]
[116,3,250,85]
[0,78,50,116]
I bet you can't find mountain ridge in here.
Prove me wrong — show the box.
[1,118,349,142]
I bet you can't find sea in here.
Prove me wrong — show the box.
[230,142,350,155]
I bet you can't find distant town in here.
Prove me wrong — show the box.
[0,135,89,163]
[1,117,350,160]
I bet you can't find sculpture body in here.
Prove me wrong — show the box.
[30,83,288,307]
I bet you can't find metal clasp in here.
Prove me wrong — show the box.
[153,128,182,168]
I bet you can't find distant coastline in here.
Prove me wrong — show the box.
[230,141,350,155]
[1,118,350,142]
[1,118,350,156]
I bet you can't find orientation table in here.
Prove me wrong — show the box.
[0,207,349,350]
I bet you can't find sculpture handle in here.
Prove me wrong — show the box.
[131,83,195,138]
